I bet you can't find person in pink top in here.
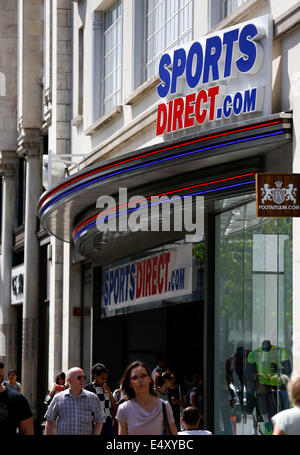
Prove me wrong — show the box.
[116,361,177,435]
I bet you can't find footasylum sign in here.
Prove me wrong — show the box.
[256,173,300,217]
[156,15,272,135]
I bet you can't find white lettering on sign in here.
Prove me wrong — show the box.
[101,244,193,316]
[156,15,272,134]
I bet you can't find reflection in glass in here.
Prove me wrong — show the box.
[215,199,292,435]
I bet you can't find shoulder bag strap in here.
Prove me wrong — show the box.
[161,400,171,435]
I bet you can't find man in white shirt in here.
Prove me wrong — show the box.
[178,406,212,435]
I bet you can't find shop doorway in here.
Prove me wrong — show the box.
[92,300,204,393]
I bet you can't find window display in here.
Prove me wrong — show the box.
[214,197,292,435]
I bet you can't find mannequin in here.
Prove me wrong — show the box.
[248,340,291,383]
[246,340,291,434]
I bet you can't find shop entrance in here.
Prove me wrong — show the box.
[93,300,204,392]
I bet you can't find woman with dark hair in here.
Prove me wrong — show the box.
[116,361,177,435]
[3,370,22,393]
[166,369,189,431]
[49,372,67,399]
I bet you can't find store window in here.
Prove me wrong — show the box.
[145,0,193,80]
[214,197,293,435]
[103,0,122,114]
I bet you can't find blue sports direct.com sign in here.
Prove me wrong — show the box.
[156,15,272,135]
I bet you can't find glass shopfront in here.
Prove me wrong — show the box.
[93,239,206,407]
[214,196,293,435]
[90,183,293,433]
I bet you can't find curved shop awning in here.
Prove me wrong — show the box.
[38,113,292,256]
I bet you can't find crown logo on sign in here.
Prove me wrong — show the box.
[275,181,283,188]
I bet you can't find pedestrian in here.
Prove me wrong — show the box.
[189,374,204,423]
[116,360,177,435]
[165,368,189,430]
[0,362,34,435]
[48,372,67,400]
[3,370,22,393]
[153,369,172,400]
[178,406,212,435]
[84,363,116,435]
[151,354,167,382]
[113,383,126,403]
[42,372,68,433]
[44,367,106,435]
[272,374,300,435]
[44,371,68,410]
[112,383,127,434]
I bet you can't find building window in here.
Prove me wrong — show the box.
[145,0,193,80]
[223,0,247,18]
[78,27,84,116]
[210,0,248,28]
[103,0,122,114]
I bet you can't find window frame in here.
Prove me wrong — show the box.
[103,0,123,114]
[144,0,194,82]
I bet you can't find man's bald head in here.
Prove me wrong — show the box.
[66,367,83,380]
[66,367,86,393]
